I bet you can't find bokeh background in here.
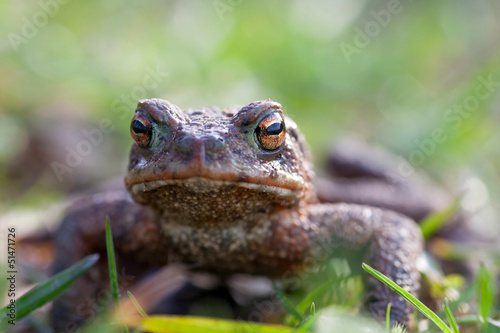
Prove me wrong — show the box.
[1,0,500,316]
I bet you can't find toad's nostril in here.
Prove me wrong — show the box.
[173,135,194,156]
[171,134,225,166]
[204,136,227,162]
[172,135,207,167]
[205,136,225,152]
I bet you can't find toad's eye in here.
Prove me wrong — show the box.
[130,113,153,147]
[255,113,286,151]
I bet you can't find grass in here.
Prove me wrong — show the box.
[106,219,129,333]
[386,303,392,333]
[363,262,500,333]
[444,300,460,333]
[273,284,305,323]
[2,220,500,332]
[419,198,462,240]
[0,254,99,329]
[2,0,500,331]
[363,263,453,333]
[1,221,498,333]
[134,316,300,333]
[477,264,497,331]
[127,291,149,319]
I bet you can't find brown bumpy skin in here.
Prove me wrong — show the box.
[51,99,423,329]
[51,190,168,332]
[256,204,422,323]
[317,136,467,240]
[318,137,458,223]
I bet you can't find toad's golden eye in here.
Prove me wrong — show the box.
[255,113,286,151]
[130,112,153,147]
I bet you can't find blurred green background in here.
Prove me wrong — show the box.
[1,0,500,233]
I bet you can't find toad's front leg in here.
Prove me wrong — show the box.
[262,203,423,325]
[51,190,167,331]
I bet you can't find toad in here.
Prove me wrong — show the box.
[51,99,423,329]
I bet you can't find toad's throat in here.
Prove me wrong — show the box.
[128,177,301,222]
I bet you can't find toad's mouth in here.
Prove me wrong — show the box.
[125,164,305,197]
[128,177,299,198]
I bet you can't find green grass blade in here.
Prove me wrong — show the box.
[454,315,479,325]
[0,254,99,327]
[272,284,304,323]
[386,303,392,333]
[105,219,129,333]
[444,300,459,333]
[362,263,452,333]
[106,219,120,304]
[420,197,461,239]
[477,264,496,330]
[296,277,344,314]
[296,312,319,333]
[138,316,300,333]
[294,303,319,332]
[128,291,149,318]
